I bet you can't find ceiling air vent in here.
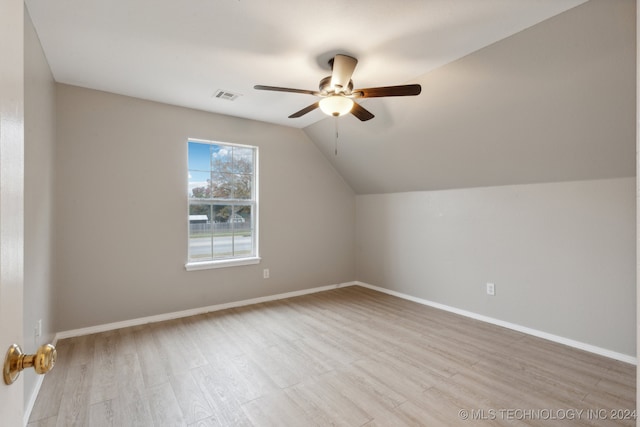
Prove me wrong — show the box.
[213,89,241,101]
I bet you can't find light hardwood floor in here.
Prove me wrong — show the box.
[28,286,635,426]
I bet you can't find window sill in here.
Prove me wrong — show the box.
[185,257,261,271]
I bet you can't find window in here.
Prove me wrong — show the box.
[186,139,259,270]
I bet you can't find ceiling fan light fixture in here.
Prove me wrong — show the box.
[319,95,354,117]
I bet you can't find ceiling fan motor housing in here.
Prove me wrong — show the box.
[319,76,353,95]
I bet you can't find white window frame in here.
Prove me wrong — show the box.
[185,138,260,271]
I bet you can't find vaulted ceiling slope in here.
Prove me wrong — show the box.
[304,0,635,194]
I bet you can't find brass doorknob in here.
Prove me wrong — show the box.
[3,343,56,385]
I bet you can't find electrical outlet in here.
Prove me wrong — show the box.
[486,283,495,296]
[263,268,270,279]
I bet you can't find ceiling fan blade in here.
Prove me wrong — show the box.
[289,102,320,118]
[254,85,319,96]
[331,54,358,93]
[353,84,422,98]
[351,102,375,121]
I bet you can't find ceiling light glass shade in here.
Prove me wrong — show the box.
[319,95,354,116]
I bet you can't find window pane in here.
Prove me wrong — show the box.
[233,147,254,174]
[211,144,233,173]
[234,205,252,227]
[188,142,211,171]
[212,230,234,258]
[210,173,252,200]
[233,205,253,257]
[211,172,233,199]
[212,204,232,258]
[233,174,252,199]
[189,203,211,219]
[212,204,232,224]
[189,171,211,198]
[189,204,212,261]
[234,233,253,257]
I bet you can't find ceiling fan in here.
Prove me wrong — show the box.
[254,54,421,122]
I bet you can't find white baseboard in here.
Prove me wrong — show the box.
[55,281,357,340]
[53,279,636,365]
[355,281,637,365]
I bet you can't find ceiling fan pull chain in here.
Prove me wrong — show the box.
[334,114,339,156]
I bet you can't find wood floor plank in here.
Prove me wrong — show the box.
[27,415,58,427]
[234,303,303,345]
[413,387,530,427]
[357,354,429,395]
[26,415,58,427]
[54,335,96,427]
[284,377,372,426]
[186,417,225,427]
[471,353,590,404]
[54,363,92,427]
[132,324,171,388]
[28,338,73,421]
[320,370,410,426]
[287,336,345,373]
[88,399,118,427]
[114,351,155,426]
[151,319,208,374]
[180,314,239,358]
[232,355,280,402]
[297,330,361,366]
[393,400,470,427]
[372,349,452,389]
[240,389,319,427]
[191,365,254,426]
[243,344,306,389]
[29,286,636,426]
[146,382,186,427]
[322,366,408,412]
[169,373,215,424]
[280,299,333,335]
[89,331,119,405]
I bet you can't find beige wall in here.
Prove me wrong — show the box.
[24,8,56,413]
[54,84,355,331]
[356,178,636,356]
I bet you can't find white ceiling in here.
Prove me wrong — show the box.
[26,0,587,128]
